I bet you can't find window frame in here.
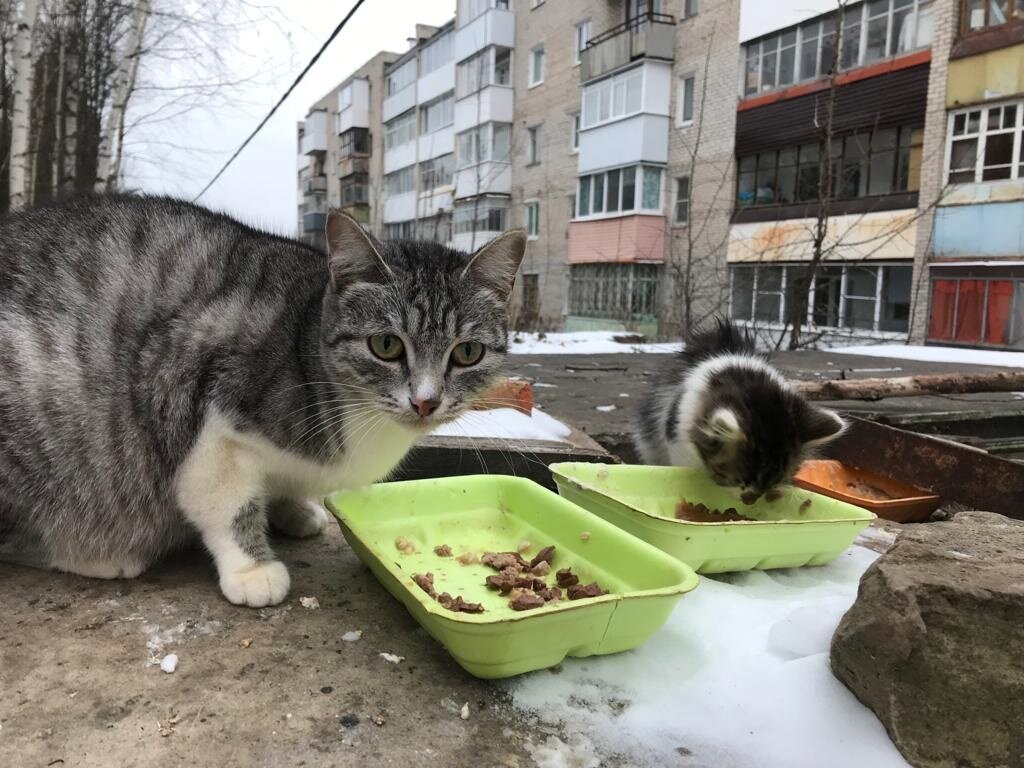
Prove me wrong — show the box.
[581,66,645,129]
[678,74,696,127]
[525,200,540,238]
[384,110,417,150]
[456,122,513,169]
[527,125,542,165]
[927,271,1024,348]
[945,99,1024,184]
[419,153,455,192]
[682,0,699,19]
[529,45,545,87]
[674,175,691,225]
[571,113,581,153]
[385,58,416,97]
[568,263,661,321]
[960,0,1024,35]
[574,19,592,65]
[419,93,455,136]
[384,165,416,197]
[575,164,664,220]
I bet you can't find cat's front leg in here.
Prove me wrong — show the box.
[175,423,290,607]
[268,498,330,539]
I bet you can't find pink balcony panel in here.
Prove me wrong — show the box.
[567,215,666,264]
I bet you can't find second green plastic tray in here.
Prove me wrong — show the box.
[326,475,698,679]
[550,463,875,574]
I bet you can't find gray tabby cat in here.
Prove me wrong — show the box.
[0,195,525,606]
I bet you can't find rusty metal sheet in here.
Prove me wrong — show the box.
[823,417,1024,520]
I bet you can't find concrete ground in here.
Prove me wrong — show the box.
[1,349,1017,767]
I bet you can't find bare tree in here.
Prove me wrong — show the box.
[7,0,41,207]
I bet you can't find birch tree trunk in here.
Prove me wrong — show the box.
[95,0,149,192]
[8,0,41,209]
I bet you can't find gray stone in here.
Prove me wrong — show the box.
[831,511,1024,768]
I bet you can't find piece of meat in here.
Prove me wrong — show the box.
[481,551,528,571]
[555,568,579,588]
[395,536,416,554]
[509,592,546,611]
[529,545,556,569]
[455,551,479,565]
[412,572,436,598]
[433,544,452,557]
[531,560,551,577]
[485,568,519,594]
[437,593,485,614]
[799,499,813,513]
[536,586,562,602]
[567,582,608,600]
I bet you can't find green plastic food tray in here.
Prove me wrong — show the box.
[325,475,698,679]
[549,463,875,574]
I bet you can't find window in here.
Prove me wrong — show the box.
[456,122,512,168]
[339,85,353,109]
[528,125,541,164]
[576,165,662,218]
[571,113,581,152]
[339,128,369,157]
[730,263,913,333]
[458,0,508,26]
[961,0,1024,33]
[384,165,415,196]
[531,0,544,6]
[575,20,592,64]
[741,1,934,97]
[674,176,690,224]
[420,154,454,191]
[384,111,416,149]
[420,93,454,135]
[420,31,453,75]
[521,274,540,320]
[530,46,545,86]
[386,220,415,239]
[582,67,643,127]
[679,75,695,126]
[569,263,660,321]
[455,47,512,98]
[682,0,699,18]
[526,201,540,237]
[947,100,1024,183]
[453,197,509,235]
[386,58,416,96]
[340,174,368,207]
[737,125,923,208]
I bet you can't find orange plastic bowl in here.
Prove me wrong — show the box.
[793,460,941,524]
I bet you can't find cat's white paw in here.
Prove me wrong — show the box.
[51,557,146,579]
[269,499,330,539]
[220,561,290,607]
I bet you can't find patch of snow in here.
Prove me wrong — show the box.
[594,405,616,413]
[159,654,178,674]
[829,344,1024,368]
[618,393,630,398]
[341,630,362,642]
[379,652,405,664]
[433,408,571,442]
[299,596,320,610]
[524,735,601,768]
[507,546,909,768]
[533,382,558,388]
[510,331,681,355]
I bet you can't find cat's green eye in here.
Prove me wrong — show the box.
[451,341,485,367]
[368,334,405,361]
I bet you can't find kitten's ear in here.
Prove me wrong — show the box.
[797,403,846,446]
[461,229,527,301]
[325,210,393,288]
[705,408,744,443]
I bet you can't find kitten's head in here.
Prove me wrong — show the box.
[688,362,845,501]
[319,212,526,430]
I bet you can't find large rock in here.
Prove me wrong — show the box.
[831,512,1024,768]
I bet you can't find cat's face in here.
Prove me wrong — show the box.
[689,370,845,502]
[319,213,525,430]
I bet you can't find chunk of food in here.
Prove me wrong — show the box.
[555,568,579,588]
[531,560,551,577]
[516,540,532,553]
[437,593,484,614]
[536,586,562,603]
[845,481,894,501]
[675,500,754,523]
[395,536,416,554]
[567,582,608,600]
[433,544,452,557]
[412,572,437,598]
[799,499,813,514]
[481,551,528,571]
[455,551,479,565]
[579,531,591,542]
[485,568,520,594]
[529,545,556,569]
[509,591,546,611]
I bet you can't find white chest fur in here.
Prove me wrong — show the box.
[179,408,420,505]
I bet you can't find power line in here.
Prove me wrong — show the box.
[192,0,368,202]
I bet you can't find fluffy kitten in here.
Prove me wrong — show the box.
[634,319,845,501]
[0,195,525,606]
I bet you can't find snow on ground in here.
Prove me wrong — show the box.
[433,407,572,442]
[510,331,682,355]
[507,546,908,768]
[830,343,1024,368]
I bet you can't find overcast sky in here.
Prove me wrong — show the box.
[124,0,839,236]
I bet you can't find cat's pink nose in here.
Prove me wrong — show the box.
[409,397,440,418]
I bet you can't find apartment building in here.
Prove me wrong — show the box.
[726,0,938,347]
[297,51,398,250]
[915,0,1024,349]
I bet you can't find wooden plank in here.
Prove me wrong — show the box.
[795,370,1024,401]
[823,417,1024,520]
[394,434,616,490]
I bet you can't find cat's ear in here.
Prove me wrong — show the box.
[797,403,846,446]
[325,210,393,288]
[461,229,527,301]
